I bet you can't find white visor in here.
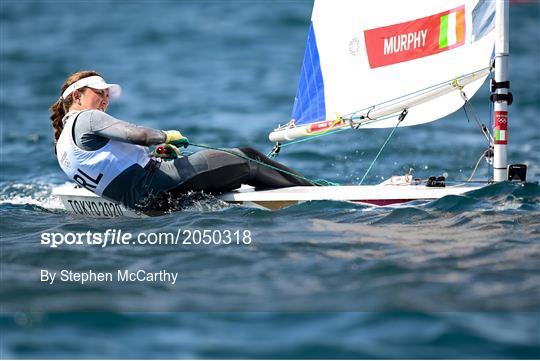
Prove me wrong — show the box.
[61,75,122,100]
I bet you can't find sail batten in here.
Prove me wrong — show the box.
[270,0,496,143]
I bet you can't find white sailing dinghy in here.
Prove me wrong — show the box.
[53,0,526,217]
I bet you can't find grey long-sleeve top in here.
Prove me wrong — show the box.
[72,110,166,150]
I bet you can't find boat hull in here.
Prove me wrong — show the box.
[52,181,484,217]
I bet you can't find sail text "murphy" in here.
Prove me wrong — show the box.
[364,5,465,68]
[383,30,427,55]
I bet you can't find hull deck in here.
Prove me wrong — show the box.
[52,181,484,217]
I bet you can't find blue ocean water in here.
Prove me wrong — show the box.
[1,0,539,358]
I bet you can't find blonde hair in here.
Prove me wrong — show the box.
[49,70,101,143]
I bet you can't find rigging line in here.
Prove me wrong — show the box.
[358,109,407,185]
[459,90,493,146]
[189,142,338,186]
[349,112,403,127]
[467,149,488,182]
[339,66,491,121]
[451,75,494,148]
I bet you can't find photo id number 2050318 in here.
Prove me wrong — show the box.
[178,229,252,245]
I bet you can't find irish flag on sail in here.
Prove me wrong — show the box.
[364,6,466,69]
[439,8,465,49]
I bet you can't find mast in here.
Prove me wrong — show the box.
[492,0,511,182]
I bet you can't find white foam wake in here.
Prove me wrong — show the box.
[0,181,66,211]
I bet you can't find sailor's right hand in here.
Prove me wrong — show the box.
[150,143,181,159]
[164,130,189,148]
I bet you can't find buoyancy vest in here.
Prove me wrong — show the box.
[56,110,150,196]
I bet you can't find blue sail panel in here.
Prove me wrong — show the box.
[472,0,495,42]
[291,23,326,126]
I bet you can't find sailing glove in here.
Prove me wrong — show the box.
[164,130,189,148]
[150,144,181,160]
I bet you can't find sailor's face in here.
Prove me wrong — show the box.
[81,87,109,112]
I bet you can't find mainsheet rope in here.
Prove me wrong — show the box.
[358,109,407,185]
[189,142,339,186]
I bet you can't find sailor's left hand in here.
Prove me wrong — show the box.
[165,130,190,148]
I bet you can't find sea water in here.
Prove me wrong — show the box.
[1,1,539,358]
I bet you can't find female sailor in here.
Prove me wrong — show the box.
[50,70,313,210]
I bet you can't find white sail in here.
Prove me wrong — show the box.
[270,0,496,142]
